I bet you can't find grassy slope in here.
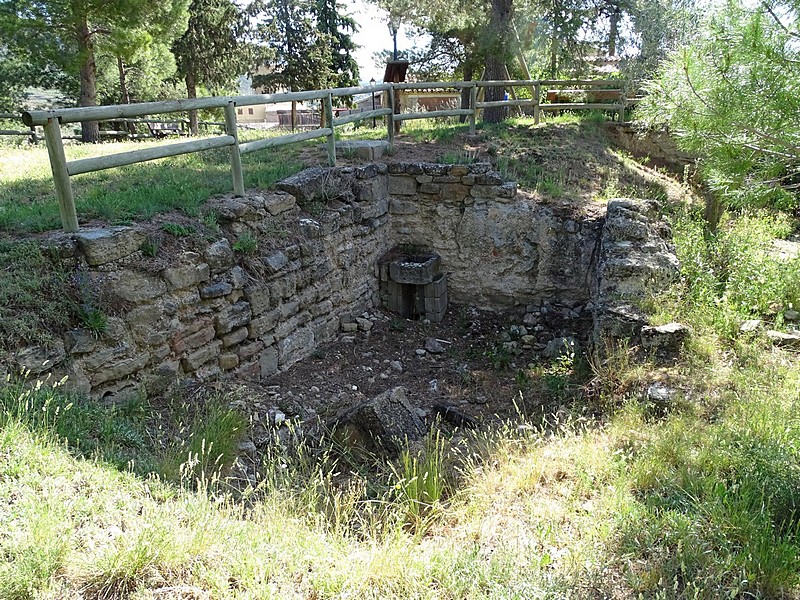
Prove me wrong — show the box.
[0,131,305,233]
[2,117,800,598]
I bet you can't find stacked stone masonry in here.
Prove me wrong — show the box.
[12,162,670,400]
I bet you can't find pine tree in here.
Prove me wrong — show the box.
[172,0,253,134]
[1,0,190,142]
[314,0,360,89]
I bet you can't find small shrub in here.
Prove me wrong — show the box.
[0,240,73,350]
[484,344,512,371]
[390,431,450,532]
[161,222,194,237]
[77,306,107,336]
[232,231,258,254]
[158,396,247,486]
[201,209,220,231]
[139,236,159,257]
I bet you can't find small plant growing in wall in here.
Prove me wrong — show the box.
[73,266,108,336]
[139,236,159,257]
[78,305,108,335]
[161,222,194,237]
[233,231,258,255]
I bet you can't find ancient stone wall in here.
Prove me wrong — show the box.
[11,162,673,400]
[18,169,392,401]
[386,162,604,308]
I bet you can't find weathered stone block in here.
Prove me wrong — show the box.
[219,353,239,370]
[264,192,297,215]
[215,301,252,334]
[204,239,235,274]
[389,253,441,285]
[440,183,469,202]
[163,263,210,291]
[388,175,417,196]
[229,266,247,289]
[260,346,279,377]
[418,183,441,195]
[15,342,66,375]
[173,325,215,355]
[389,199,418,215]
[74,227,146,266]
[263,251,289,275]
[641,323,691,358]
[279,300,300,319]
[238,340,265,361]
[313,317,339,343]
[221,327,248,348]
[200,281,233,299]
[424,273,447,299]
[231,360,257,380]
[766,330,800,348]
[248,308,280,338]
[424,295,448,315]
[278,328,314,367]
[107,271,167,304]
[244,285,270,315]
[333,387,425,452]
[88,351,150,386]
[65,330,96,355]
[182,340,222,372]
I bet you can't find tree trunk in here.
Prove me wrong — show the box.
[117,56,131,104]
[117,56,137,134]
[77,15,99,143]
[483,0,513,124]
[186,72,199,135]
[549,33,558,77]
[608,9,620,57]
[459,64,474,123]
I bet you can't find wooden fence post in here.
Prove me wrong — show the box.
[224,102,245,197]
[618,93,626,124]
[469,84,477,135]
[533,83,541,125]
[43,117,79,233]
[324,93,336,166]
[387,86,395,147]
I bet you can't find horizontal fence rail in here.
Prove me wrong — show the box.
[19,79,634,233]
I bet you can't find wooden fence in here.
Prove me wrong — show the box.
[20,79,630,233]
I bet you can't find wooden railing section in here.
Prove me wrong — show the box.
[20,79,629,233]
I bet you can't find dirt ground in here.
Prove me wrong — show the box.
[267,304,574,427]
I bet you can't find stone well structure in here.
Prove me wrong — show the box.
[8,162,677,402]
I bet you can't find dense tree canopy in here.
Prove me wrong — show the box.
[250,0,359,94]
[0,0,189,141]
[172,0,252,134]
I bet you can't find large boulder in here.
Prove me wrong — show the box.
[333,386,425,452]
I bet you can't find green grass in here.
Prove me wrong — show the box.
[0,131,304,233]
[0,240,76,350]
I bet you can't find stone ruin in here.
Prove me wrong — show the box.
[8,162,681,422]
[380,250,448,322]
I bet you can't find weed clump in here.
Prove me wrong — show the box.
[0,240,74,350]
